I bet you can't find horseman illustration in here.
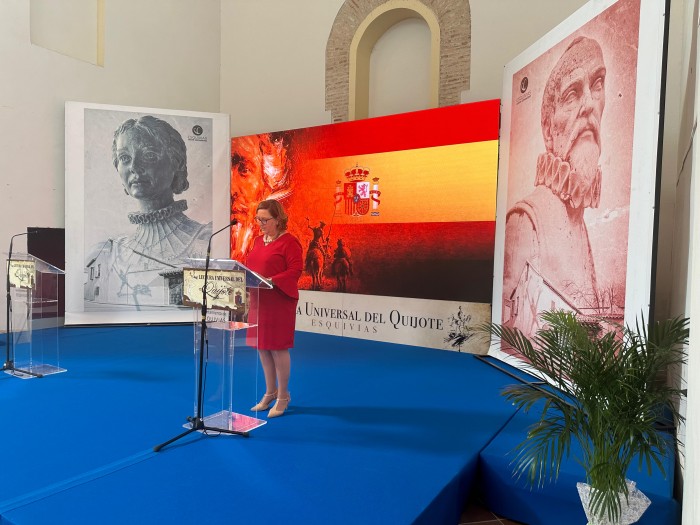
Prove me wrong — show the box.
[305,218,329,290]
[331,238,353,292]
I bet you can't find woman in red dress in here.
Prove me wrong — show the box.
[246,199,303,417]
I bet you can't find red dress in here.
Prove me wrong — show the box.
[245,233,303,350]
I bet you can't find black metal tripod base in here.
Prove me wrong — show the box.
[153,416,249,452]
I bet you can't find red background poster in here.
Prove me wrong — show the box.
[231,100,499,304]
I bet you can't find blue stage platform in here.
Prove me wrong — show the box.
[0,326,520,525]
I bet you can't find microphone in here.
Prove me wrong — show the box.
[206,219,238,257]
[202,219,238,309]
[8,231,35,261]
[210,219,238,238]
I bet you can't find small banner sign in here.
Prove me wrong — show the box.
[8,260,36,289]
[182,268,246,315]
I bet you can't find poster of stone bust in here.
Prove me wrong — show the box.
[65,102,230,325]
[490,0,667,366]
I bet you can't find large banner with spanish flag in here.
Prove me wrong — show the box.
[231,100,499,352]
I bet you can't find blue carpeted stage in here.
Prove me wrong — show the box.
[0,326,680,524]
[0,326,519,525]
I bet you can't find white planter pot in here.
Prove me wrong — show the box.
[576,479,651,525]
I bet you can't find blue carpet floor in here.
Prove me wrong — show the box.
[0,326,519,525]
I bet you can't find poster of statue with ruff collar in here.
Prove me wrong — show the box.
[65,102,231,325]
[490,0,667,367]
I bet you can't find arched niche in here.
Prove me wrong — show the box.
[326,0,471,122]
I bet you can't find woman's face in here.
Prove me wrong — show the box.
[255,208,280,238]
[116,128,174,201]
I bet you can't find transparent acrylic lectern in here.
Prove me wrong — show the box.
[182,258,273,434]
[4,253,66,379]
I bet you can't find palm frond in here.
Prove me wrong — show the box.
[480,311,690,523]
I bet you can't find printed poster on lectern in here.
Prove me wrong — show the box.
[8,260,36,289]
[182,268,247,315]
[65,102,231,325]
[490,0,666,368]
[230,101,500,353]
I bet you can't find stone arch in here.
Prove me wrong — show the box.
[326,0,471,122]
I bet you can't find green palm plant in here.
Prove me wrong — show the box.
[484,310,689,524]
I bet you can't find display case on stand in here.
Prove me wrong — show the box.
[4,253,65,379]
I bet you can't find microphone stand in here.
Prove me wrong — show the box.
[154,220,246,452]
[3,232,42,377]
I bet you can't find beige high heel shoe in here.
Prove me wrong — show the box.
[250,391,277,412]
[267,394,291,418]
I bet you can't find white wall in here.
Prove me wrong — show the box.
[657,0,691,323]
[368,17,432,118]
[30,0,101,65]
[666,0,697,476]
[680,116,699,525]
[464,0,587,104]
[219,0,588,136]
[220,0,341,137]
[678,0,700,520]
[0,0,221,331]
